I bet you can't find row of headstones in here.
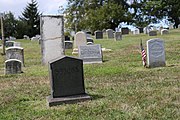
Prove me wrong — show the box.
[41,15,166,106]
[145,29,169,36]
[95,29,122,40]
[4,42,24,75]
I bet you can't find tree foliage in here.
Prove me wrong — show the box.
[20,0,40,37]
[65,0,133,32]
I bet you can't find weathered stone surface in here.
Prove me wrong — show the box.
[40,15,65,65]
[78,44,102,64]
[121,28,129,35]
[6,47,24,66]
[5,41,15,47]
[5,59,22,74]
[149,30,157,36]
[147,38,166,68]
[161,29,169,35]
[114,32,122,41]
[64,41,73,49]
[106,29,114,39]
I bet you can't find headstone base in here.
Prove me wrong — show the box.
[47,94,91,107]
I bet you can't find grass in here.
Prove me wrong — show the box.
[0,29,179,120]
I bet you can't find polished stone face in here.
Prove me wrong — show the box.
[147,38,166,68]
[49,56,85,97]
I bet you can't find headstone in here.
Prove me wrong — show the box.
[114,32,122,41]
[95,30,103,39]
[133,29,140,35]
[14,42,21,47]
[87,37,94,43]
[65,36,70,41]
[9,36,16,41]
[149,30,157,36]
[78,44,102,64]
[143,27,149,34]
[5,59,22,74]
[31,37,39,41]
[161,29,169,35]
[121,28,129,35]
[178,24,180,29]
[147,38,166,68]
[40,15,65,65]
[64,41,73,49]
[86,31,91,35]
[6,47,25,66]
[138,27,143,33]
[72,31,87,54]
[5,41,15,47]
[106,29,114,39]
[115,28,120,32]
[47,56,91,106]
[23,35,30,40]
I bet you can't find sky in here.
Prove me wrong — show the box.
[0,0,67,18]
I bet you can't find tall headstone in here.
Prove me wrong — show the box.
[78,44,102,64]
[72,31,87,54]
[147,38,166,68]
[161,29,169,35]
[95,31,103,39]
[6,47,24,66]
[5,59,22,74]
[40,15,65,65]
[121,28,129,35]
[114,32,122,41]
[106,29,114,39]
[149,30,157,36]
[47,56,91,106]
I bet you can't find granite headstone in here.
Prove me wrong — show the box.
[147,38,166,68]
[5,59,22,74]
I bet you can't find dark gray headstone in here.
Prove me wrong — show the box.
[78,44,102,64]
[95,31,103,39]
[5,59,22,74]
[47,56,91,106]
[138,27,143,33]
[121,28,129,35]
[6,47,25,66]
[149,30,157,36]
[64,41,73,49]
[65,36,70,41]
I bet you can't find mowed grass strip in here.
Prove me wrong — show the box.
[0,29,179,120]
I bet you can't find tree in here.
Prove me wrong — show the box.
[1,12,17,38]
[20,0,40,37]
[161,0,180,28]
[65,0,133,32]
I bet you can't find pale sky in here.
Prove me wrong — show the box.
[0,0,67,18]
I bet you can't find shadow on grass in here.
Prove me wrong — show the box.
[89,94,105,100]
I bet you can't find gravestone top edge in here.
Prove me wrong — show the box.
[147,38,164,43]
[6,47,24,50]
[48,56,82,64]
[5,59,22,63]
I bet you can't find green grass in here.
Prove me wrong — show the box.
[0,29,180,120]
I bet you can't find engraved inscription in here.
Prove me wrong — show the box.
[80,45,101,58]
[150,43,163,57]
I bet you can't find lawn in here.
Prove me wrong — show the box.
[0,29,179,120]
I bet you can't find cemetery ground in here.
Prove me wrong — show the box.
[0,29,179,120]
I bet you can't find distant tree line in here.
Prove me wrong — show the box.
[1,0,180,38]
[0,0,40,39]
[65,0,180,32]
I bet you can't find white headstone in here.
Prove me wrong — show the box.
[133,29,140,35]
[147,38,166,68]
[72,31,87,54]
[40,15,65,65]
